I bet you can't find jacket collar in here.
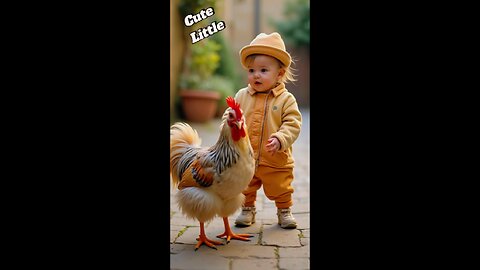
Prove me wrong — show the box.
[247,82,286,97]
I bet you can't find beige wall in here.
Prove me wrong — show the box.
[223,0,292,51]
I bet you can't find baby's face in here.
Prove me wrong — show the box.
[246,55,283,92]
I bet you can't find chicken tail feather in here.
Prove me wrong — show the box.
[170,122,202,186]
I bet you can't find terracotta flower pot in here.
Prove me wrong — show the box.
[180,90,221,123]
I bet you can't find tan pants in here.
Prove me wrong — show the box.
[243,165,294,209]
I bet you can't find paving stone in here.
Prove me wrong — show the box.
[204,216,237,231]
[259,218,278,225]
[174,226,202,245]
[261,224,301,247]
[292,202,310,213]
[171,224,185,230]
[278,245,310,258]
[294,196,310,204]
[254,197,264,211]
[170,249,230,270]
[223,233,259,246]
[170,225,185,243]
[170,215,199,227]
[231,258,278,270]
[295,213,310,230]
[262,200,276,208]
[171,242,223,254]
[170,243,191,254]
[179,242,226,254]
[215,245,276,258]
[301,229,310,238]
[300,237,310,246]
[279,258,310,270]
[293,187,309,196]
[233,220,262,232]
[201,218,259,240]
[255,207,277,220]
[293,185,309,193]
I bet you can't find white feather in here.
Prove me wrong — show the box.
[176,187,222,223]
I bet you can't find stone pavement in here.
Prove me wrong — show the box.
[170,108,310,270]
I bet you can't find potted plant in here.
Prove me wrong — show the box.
[176,0,238,122]
[197,74,236,117]
[178,39,223,122]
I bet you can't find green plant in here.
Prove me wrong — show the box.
[210,75,236,115]
[178,0,216,20]
[200,75,235,98]
[210,29,244,91]
[190,39,221,79]
[271,0,310,47]
[179,38,222,90]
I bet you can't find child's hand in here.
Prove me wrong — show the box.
[265,137,280,155]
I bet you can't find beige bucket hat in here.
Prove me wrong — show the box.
[239,32,291,69]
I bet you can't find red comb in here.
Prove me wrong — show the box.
[226,96,242,120]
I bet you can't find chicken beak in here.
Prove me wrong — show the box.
[235,120,243,129]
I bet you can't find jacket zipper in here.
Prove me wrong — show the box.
[255,90,272,170]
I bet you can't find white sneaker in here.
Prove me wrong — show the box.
[277,208,297,229]
[235,206,256,227]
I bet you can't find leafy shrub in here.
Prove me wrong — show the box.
[271,0,310,47]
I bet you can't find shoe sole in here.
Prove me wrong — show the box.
[279,223,297,229]
[235,220,256,227]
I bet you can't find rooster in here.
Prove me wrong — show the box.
[170,97,255,250]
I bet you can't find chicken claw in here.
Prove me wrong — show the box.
[195,235,224,250]
[216,231,253,243]
[194,222,224,251]
[216,217,254,243]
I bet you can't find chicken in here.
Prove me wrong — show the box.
[170,96,255,250]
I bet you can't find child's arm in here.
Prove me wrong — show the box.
[270,96,302,152]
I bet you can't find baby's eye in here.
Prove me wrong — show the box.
[261,68,267,72]
[248,69,254,73]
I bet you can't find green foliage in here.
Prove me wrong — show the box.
[210,31,244,92]
[178,72,234,97]
[178,0,216,19]
[179,33,238,104]
[271,0,310,47]
[190,39,221,79]
[198,75,234,97]
[179,39,222,90]
[178,73,202,90]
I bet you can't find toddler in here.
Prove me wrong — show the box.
[232,32,302,229]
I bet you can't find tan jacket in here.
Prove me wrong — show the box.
[234,83,302,169]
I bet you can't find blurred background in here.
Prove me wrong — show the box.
[170,0,310,123]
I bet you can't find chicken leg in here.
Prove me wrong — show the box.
[216,217,253,243]
[195,222,224,251]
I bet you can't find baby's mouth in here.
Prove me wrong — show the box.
[254,81,262,85]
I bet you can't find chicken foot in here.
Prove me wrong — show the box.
[216,217,253,243]
[195,222,224,251]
